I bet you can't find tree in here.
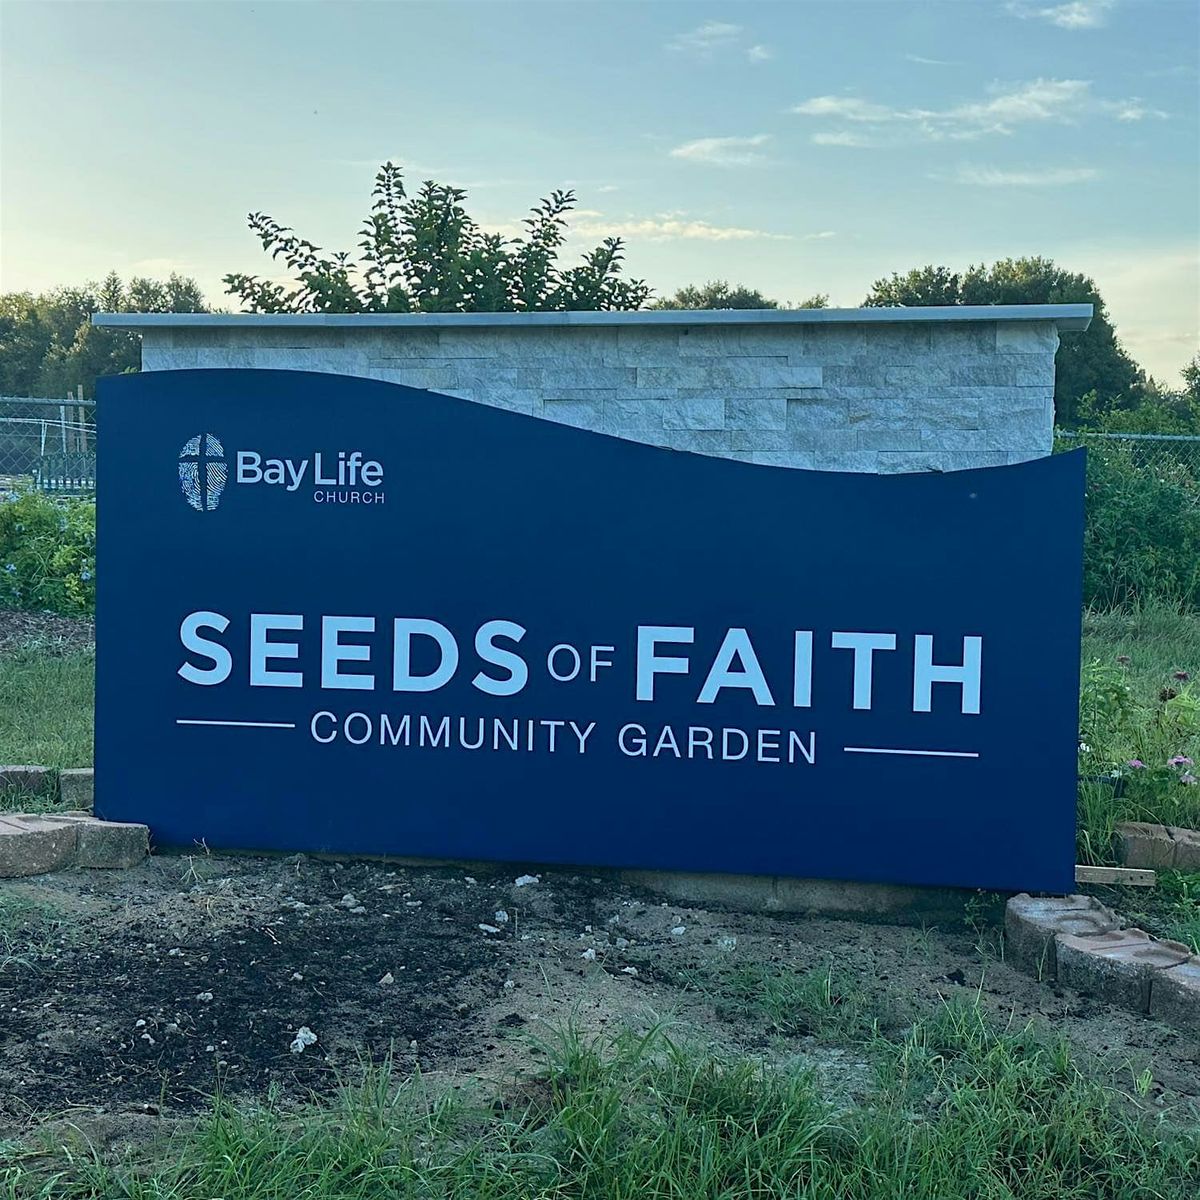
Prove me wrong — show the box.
[649,280,829,311]
[224,162,650,314]
[860,265,962,308]
[1076,353,1200,434]
[863,257,1145,427]
[1183,353,1200,405]
[0,271,208,399]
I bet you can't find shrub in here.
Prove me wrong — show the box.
[1080,440,1200,609]
[0,491,95,615]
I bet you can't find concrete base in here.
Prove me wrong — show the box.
[617,869,992,924]
[199,848,993,924]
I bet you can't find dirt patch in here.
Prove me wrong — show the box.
[0,610,94,655]
[1,853,1198,1134]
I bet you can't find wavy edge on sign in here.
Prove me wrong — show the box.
[97,368,1085,490]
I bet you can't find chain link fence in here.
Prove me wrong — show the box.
[1055,430,1200,482]
[0,396,96,495]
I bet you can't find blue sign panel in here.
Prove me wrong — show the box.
[96,369,1084,892]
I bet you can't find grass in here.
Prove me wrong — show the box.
[1,998,1196,1199]
[1078,601,1200,863]
[677,962,882,1041]
[0,893,60,974]
[0,646,92,772]
[1083,603,1200,695]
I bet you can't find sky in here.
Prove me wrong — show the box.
[1,0,1197,382]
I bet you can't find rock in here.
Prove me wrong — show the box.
[1004,894,1119,979]
[290,1026,317,1054]
[58,768,94,812]
[0,813,78,878]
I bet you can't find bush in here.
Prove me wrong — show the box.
[1081,441,1200,609]
[0,491,95,615]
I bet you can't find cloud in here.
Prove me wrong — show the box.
[802,231,837,240]
[572,214,791,242]
[1007,1,1115,29]
[795,78,1164,144]
[667,21,742,55]
[1101,99,1169,121]
[944,164,1101,186]
[905,53,954,65]
[667,20,772,62]
[811,131,875,147]
[793,96,897,122]
[668,134,771,166]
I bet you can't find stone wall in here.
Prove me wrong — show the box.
[118,308,1087,473]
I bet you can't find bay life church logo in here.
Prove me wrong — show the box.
[178,434,227,512]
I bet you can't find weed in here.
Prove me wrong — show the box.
[680,961,881,1040]
[2,998,1196,1198]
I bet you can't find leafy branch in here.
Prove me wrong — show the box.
[224,162,650,314]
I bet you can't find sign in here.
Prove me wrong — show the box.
[96,369,1085,892]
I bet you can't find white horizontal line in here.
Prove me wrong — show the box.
[843,746,979,759]
[176,719,296,729]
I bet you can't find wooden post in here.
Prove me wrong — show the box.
[1075,864,1156,887]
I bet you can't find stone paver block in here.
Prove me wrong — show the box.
[1056,928,1193,1013]
[58,768,94,813]
[74,819,148,869]
[0,765,52,796]
[1149,959,1200,1036]
[1005,894,1119,979]
[40,813,148,869]
[1112,821,1177,870]
[0,814,77,878]
[1167,826,1200,871]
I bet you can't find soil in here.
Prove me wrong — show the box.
[0,610,94,654]
[2,852,1199,1139]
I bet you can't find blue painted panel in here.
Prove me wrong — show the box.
[96,369,1084,892]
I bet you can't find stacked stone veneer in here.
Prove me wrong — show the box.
[136,314,1064,473]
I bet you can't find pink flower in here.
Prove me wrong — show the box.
[1169,756,1194,767]
[1182,773,1198,785]
[1174,670,1191,682]
[1116,655,1131,665]
[1126,759,1146,769]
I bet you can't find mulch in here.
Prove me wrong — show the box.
[0,610,94,654]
